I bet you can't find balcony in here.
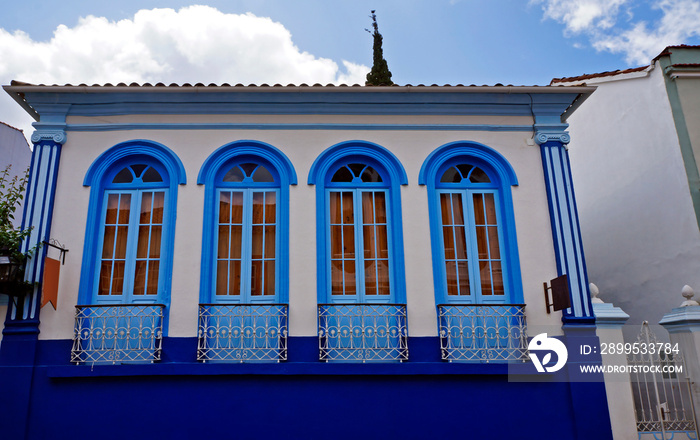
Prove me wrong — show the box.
[318,304,409,362]
[197,304,288,362]
[71,304,164,364]
[437,304,528,362]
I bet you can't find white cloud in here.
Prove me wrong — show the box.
[0,6,369,137]
[532,0,700,65]
[532,0,629,33]
[594,0,700,64]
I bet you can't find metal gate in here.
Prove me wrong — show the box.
[628,322,698,440]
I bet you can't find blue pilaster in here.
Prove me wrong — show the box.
[537,131,595,324]
[2,129,64,337]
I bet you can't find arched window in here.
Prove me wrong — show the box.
[419,141,523,305]
[198,141,296,304]
[309,141,408,305]
[80,140,186,306]
[74,141,185,364]
[197,141,296,363]
[420,142,526,362]
[309,141,409,362]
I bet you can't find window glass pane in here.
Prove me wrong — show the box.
[445,261,458,296]
[229,261,241,296]
[216,261,228,296]
[491,261,504,295]
[480,261,493,296]
[131,164,148,178]
[440,167,461,183]
[476,225,488,259]
[218,226,230,259]
[451,194,464,226]
[115,226,128,259]
[329,192,341,223]
[330,225,343,258]
[363,225,376,259]
[240,163,258,177]
[102,226,115,259]
[113,167,134,183]
[364,260,377,295]
[150,225,162,258]
[454,226,468,260]
[231,192,243,223]
[362,192,374,224]
[152,192,164,224]
[374,192,387,224]
[344,260,356,296]
[252,192,265,224]
[142,167,163,183]
[118,194,131,224]
[440,193,453,225]
[331,260,344,295]
[137,225,150,259]
[251,226,263,259]
[443,226,455,260]
[469,167,491,183]
[360,166,382,183]
[140,192,153,224]
[264,261,276,296]
[484,193,497,224]
[251,260,263,296]
[230,225,242,261]
[252,165,274,182]
[105,194,119,224]
[348,163,365,177]
[456,164,474,180]
[341,192,354,223]
[264,192,276,224]
[98,262,112,295]
[331,166,354,182]
[488,226,501,259]
[219,192,231,224]
[342,225,355,258]
[376,225,389,259]
[147,261,159,295]
[377,260,390,295]
[473,193,485,225]
[223,166,245,182]
[133,261,147,295]
[457,261,470,296]
[111,261,125,296]
[264,225,276,258]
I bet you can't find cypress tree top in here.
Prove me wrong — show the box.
[365,11,393,86]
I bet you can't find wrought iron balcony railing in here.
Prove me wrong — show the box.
[197,304,288,363]
[318,304,409,362]
[437,304,528,362]
[71,304,164,364]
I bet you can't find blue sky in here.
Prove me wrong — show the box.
[1,0,699,137]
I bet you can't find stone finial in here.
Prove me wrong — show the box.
[680,285,699,307]
[590,283,604,304]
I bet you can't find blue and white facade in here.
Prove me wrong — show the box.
[0,82,611,439]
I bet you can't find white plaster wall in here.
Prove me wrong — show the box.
[39,116,563,339]
[567,66,700,325]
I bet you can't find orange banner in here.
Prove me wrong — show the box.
[41,257,60,310]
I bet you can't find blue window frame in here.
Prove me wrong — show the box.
[308,141,408,305]
[79,140,186,308]
[310,142,409,362]
[198,141,297,305]
[74,141,184,363]
[197,141,296,363]
[419,141,523,305]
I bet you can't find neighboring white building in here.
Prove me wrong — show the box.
[553,45,700,326]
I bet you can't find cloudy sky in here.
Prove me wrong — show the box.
[1,0,699,139]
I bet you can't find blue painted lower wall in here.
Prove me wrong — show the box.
[0,336,613,440]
